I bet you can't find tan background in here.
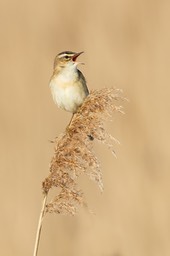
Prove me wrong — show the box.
[1,0,170,255]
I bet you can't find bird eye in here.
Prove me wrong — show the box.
[64,56,70,60]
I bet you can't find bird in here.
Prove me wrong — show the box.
[49,51,89,114]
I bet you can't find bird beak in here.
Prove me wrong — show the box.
[72,51,84,62]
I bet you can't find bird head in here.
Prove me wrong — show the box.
[53,51,84,70]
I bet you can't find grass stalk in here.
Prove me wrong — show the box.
[33,193,48,256]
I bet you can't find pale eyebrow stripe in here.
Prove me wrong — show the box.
[58,52,74,58]
[58,53,67,58]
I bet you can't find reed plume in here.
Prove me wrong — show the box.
[43,87,124,215]
[33,87,125,256]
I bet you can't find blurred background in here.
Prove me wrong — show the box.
[1,0,170,255]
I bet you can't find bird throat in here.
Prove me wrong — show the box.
[55,65,79,83]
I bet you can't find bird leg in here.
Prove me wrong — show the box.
[66,113,75,133]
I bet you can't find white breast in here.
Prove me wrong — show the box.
[49,67,87,113]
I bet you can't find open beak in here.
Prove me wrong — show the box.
[72,51,84,62]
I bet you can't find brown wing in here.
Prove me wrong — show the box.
[78,69,89,96]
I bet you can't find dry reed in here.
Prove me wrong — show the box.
[43,87,124,215]
[33,87,125,256]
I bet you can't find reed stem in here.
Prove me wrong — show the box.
[33,193,48,256]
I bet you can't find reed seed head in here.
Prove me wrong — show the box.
[42,88,125,215]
